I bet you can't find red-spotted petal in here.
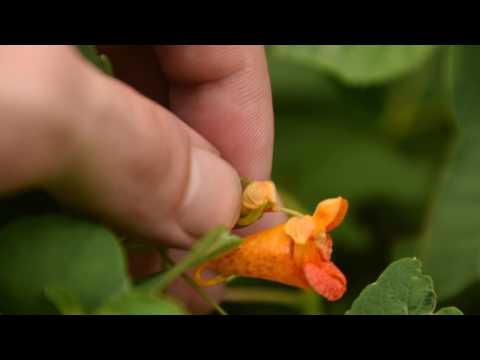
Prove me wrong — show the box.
[316,234,333,262]
[303,261,347,301]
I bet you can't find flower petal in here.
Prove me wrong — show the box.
[284,215,315,245]
[303,262,347,301]
[242,181,278,211]
[200,224,309,290]
[316,234,333,262]
[313,197,348,232]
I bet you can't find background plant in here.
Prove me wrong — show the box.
[0,45,476,315]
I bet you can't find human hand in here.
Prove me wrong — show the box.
[0,45,280,312]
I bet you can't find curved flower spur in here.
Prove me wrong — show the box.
[194,180,348,302]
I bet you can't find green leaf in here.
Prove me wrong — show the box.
[271,45,438,86]
[137,226,242,294]
[180,226,242,269]
[76,45,113,76]
[420,46,480,300]
[95,292,186,315]
[346,258,461,315]
[44,286,84,315]
[346,258,435,315]
[0,214,130,314]
[435,306,463,315]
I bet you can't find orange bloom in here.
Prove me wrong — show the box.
[241,180,278,211]
[237,180,280,227]
[194,197,348,301]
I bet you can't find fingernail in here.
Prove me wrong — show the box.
[177,147,242,238]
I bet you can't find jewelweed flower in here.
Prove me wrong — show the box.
[237,180,279,227]
[194,197,348,301]
[242,180,278,212]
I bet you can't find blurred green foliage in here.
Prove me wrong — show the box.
[226,45,476,315]
[419,46,480,305]
[271,45,438,85]
[0,214,130,314]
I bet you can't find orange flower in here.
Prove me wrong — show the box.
[194,197,348,301]
[241,180,278,211]
[237,180,279,227]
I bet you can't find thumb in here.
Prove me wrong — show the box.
[49,56,242,248]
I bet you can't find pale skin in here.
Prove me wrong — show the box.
[0,45,285,312]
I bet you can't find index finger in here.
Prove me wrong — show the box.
[155,45,274,180]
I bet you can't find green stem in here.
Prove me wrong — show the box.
[279,207,305,217]
[136,255,184,293]
[158,251,228,316]
[300,290,324,315]
[224,286,301,307]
